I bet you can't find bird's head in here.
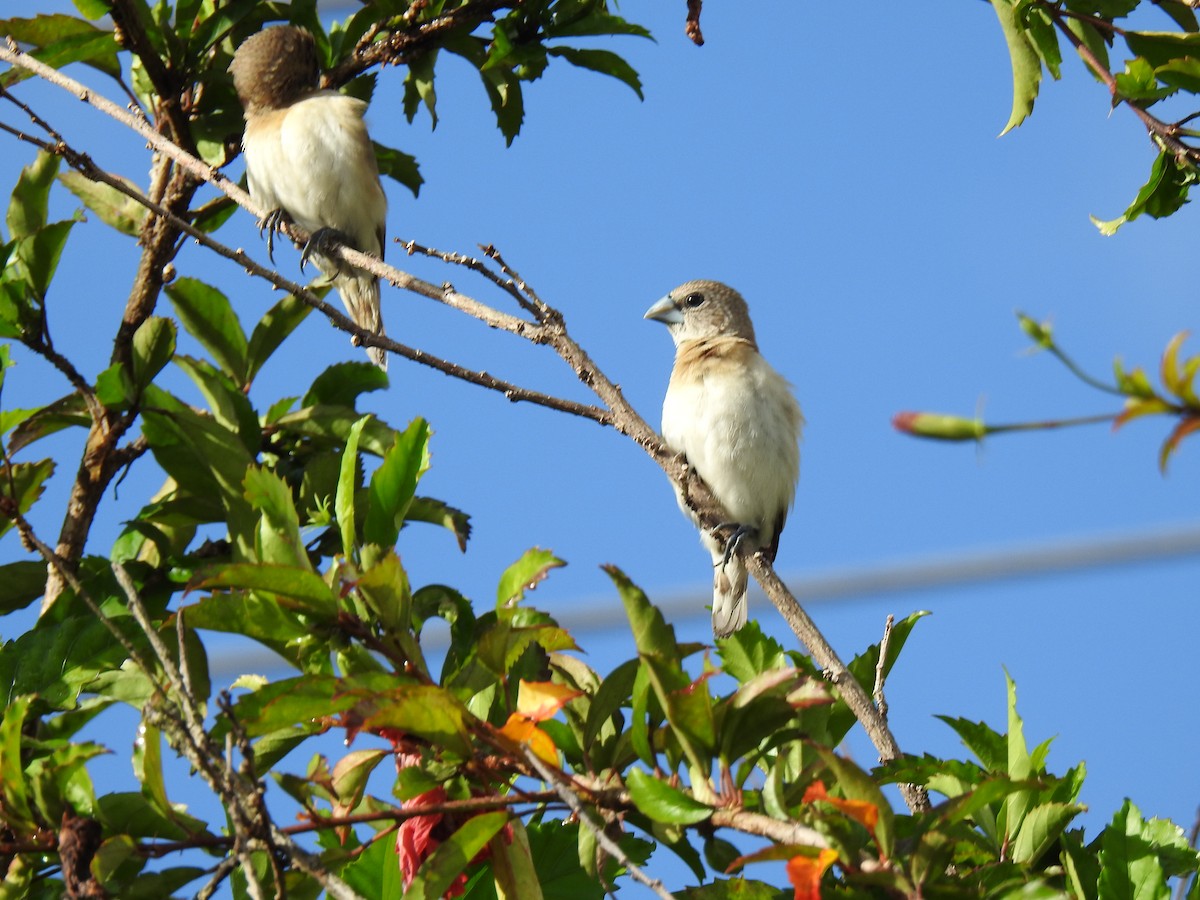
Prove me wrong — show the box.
[229,25,320,113]
[644,279,758,347]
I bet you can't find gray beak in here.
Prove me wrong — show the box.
[644,295,683,325]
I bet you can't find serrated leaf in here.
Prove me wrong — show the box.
[164,277,249,385]
[1093,149,1197,235]
[625,767,712,825]
[0,15,120,86]
[1098,799,1172,900]
[57,171,147,236]
[1011,801,1084,864]
[173,355,259,451]
[497,547,565,608]
[373,142,423,198]
[991,0,1043,134]
[0,458,54,539]
[547,47,643,97]
[405,496,471,552]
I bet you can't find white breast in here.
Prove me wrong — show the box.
[242,92,386,255]
[662,352,801,539]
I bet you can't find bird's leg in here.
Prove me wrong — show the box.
[717,523,757,569]
[258,208,292,264]
[300,226,352,273]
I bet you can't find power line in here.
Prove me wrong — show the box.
[206,522,1200,677]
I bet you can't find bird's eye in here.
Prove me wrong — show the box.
[683,292,705,308]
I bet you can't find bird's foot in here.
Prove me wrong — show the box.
[300,227,350,273]
[717,522,757,568]
[258,208,292,264]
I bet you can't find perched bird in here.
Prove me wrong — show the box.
[229,25,389,369]
[645,280,803,638]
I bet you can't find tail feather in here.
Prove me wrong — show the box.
[711,553,748,639]
[336,270,387,370]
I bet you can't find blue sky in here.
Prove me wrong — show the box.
[5,0,1200,886]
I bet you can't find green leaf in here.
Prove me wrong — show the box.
[0,560,46,614]
[625,768,712,825]
[243,467,311,568]
[185,592,334,674]
[609,564,715,773]
[130,316,176,394]
[173,355,259,451]
[195,562,336,615]
[95,792,213,841]
[164,277,249,385]
[0,696,35,831]
[364,417,430,547]
[302,361,389,409]
[17,219,76,302]
[1113,57,1174,104]
[273,403,400,455]
[547,47,643,98]
[0,15,120,86]
[406,811,511,900]
[583,657,638,749]
[337,415,370,559]
[0,458,55,539]
[1097,799,1172,900]
[373,142,423,198]
[355,549,414,637]
[341,826,405,897]
[497,547,565,609]
[1093,150,1198,234]
[1125,30,1200,68]
[991,0,1043,134]
[405,496,471,552]
[246,292,312,381]
[403,52,438,126]
[6,151,58,239]
[1011,801,1084,864]
[57,171,147,236]
[7,392,90,454]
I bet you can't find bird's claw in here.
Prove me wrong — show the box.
[258,208,291,265]
[300,226,347,273]
[718,523,756,568]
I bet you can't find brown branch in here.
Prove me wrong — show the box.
[106,0,193,151]
[873,613,895,719]
[0,36,930,816]
[325,0,514,87]
[1049,6,1200,166]
[522,747,678,900]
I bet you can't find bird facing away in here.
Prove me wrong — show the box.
[645,280,803,638]
[229,25,389,369]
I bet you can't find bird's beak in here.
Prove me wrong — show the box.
[644,296,683,325]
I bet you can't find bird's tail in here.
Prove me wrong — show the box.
[336,270,387,370]
[711,553,749,639]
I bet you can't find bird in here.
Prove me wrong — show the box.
[645,280,803,638]
[229,25,389,369]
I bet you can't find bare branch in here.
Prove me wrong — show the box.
[522,747,678,900]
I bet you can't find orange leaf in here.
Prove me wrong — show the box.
[786,849,838,900]
[516,680,582,721]
[499,713,558,765]
[1159,415,1200,472]
[802,780,879,836]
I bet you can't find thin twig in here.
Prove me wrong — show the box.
[522,748,677,900]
